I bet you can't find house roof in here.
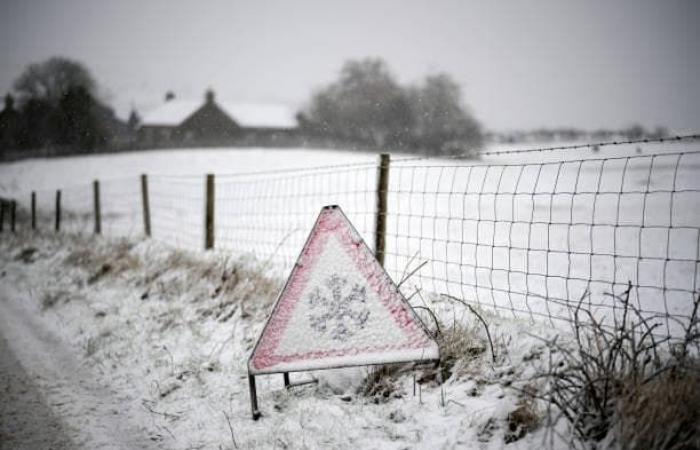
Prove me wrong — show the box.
[219,103,297,129]
[140,99,297,129]
[140,101,201,127]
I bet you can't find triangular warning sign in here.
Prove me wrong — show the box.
[248,205,439,375]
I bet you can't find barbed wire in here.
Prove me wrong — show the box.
[471,133,700,157]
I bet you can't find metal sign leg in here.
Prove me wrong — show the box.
[248,375,261,420]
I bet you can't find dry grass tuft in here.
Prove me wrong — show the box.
[41,287,72,310]
[612,366,700,450]
[64,238,141,282]
[358,365,404,403]
[141,250,281,322]
[14,247,38,264]
[432,323,486,383]
[505,398,540,443]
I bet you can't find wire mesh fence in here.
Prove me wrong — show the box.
[149,175,205,251]
[215,163,378,270]
[385,151,700,338]
[3,138,699,340]
[100,176,142,237]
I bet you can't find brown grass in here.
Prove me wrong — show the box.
[434,323,486,382]
[63,237,141,282]
[613,366,700,450]
[525,285,700,445]
[358,365,404,403]
[505,398,541,443]
[140,250,280,322]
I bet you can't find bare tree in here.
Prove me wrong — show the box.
[408,73,482,155]
[306,57,413,148]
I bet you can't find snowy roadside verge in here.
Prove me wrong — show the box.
[0,232,569,449]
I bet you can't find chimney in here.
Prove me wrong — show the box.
[205,89,215,104]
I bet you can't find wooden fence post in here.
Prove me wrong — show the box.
[31,191,36,230]
[93,180,101,234]
[10,200,16,233]
[375,153,390,267]
[205,174,215,250]
[55,190,61,232]
[141,174,151,237]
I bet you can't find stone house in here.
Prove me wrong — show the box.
[138,90,298,147]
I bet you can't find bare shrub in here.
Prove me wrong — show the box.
[527,283,700,445]
[85,329,112,358]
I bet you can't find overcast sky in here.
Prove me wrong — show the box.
[1,0,698,132]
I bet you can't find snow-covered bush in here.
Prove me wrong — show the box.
[528,284,700,446]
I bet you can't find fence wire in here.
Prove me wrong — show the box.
[100,177,142,237]
[7,139,700,340]
[149,175,205,251]
[58,184,94,234]
[216,164,378,270]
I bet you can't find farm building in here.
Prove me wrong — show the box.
[138,90,298,147]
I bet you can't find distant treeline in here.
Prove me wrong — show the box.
[0,57,135,159]
[485,125,671,145]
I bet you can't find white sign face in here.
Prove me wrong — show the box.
[249,205,439,375]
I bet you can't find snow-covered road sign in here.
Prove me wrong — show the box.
[247,205,439,418]
[249,205,439,374]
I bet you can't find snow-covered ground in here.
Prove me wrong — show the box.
[1,141,699,448]
[0,231,569,449]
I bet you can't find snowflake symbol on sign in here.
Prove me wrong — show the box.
[307,274,370,341]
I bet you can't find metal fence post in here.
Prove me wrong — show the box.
[31,191,36,230]
[141,174,151,237]
[205,173,215,250]
[93,180,101,234]
[55,190,61,232]
[375,153,390,267]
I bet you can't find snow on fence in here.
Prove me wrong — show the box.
[2,137,700,341]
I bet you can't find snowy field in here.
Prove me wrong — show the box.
[1,141,700,337]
